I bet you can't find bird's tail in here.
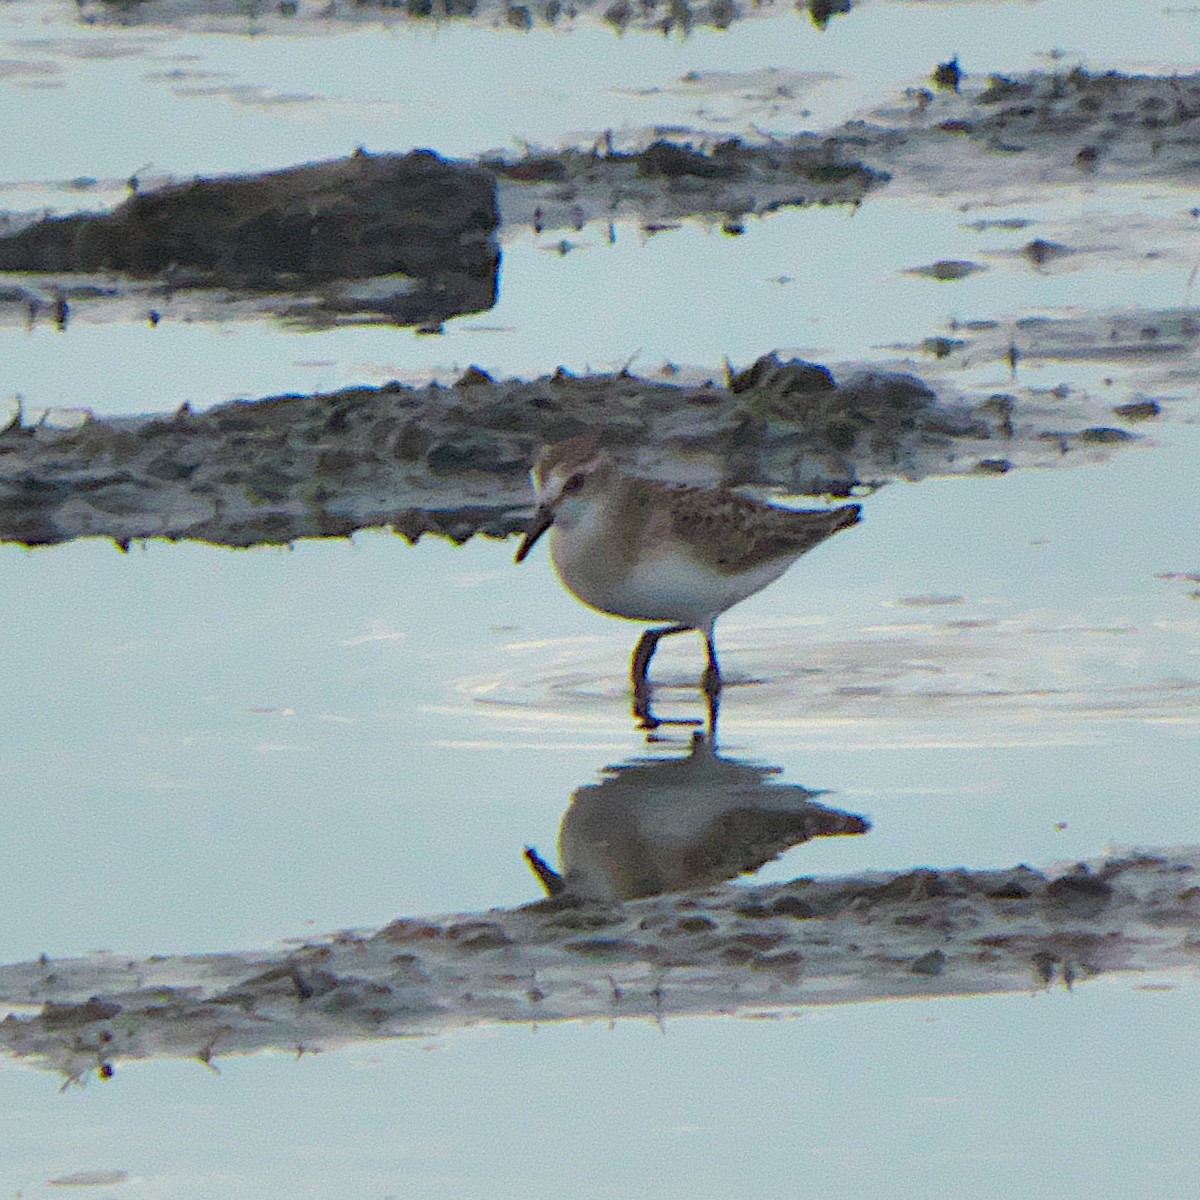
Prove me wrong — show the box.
[834,502,862,532]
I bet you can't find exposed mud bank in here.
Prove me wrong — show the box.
[505,67,1200,235]
[0,350,1145,549]
[0,140,883,330]
[73,0,850,35]
[487,135,885,235]
[4,68,1198,326]
[1,848,1195,1083]
[0,152,499,329]
[855,66,1200,197]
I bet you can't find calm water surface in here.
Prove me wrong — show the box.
[1,416,1196,961]
[2,0,1198,1193]
[6,977,1200,1199]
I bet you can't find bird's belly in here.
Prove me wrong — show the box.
[552,541,794,627]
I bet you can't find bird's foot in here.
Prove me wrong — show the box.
[633,697,702,734]
[633,681,704,733]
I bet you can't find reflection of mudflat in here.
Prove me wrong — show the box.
[525,733,868,902]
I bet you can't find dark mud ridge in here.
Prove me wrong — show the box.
[489,68,1200,237]
[489,135,886,237]
[0,351,1141,549]
[0,151,499,329]
[76,0,854,34]
[0,140,884,331]
[860,66,1200,194]
[0,848,1196,1082]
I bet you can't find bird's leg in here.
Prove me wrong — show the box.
[631,623,692,728]
[631,624,692,691]
[701,630,722,701]
[704,682,720,743]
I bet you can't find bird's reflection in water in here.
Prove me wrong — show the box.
[525,732,868,904]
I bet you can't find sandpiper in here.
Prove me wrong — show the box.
[514,437,861,724]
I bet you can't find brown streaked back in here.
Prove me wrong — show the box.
[663,487,860,576]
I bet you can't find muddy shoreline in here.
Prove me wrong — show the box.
[71,0,854,35]
[0,347,1155,550]
[5,69,1200,329]
[0,152,501,329]
[0,848,1195,1084]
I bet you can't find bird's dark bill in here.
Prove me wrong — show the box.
[515,505,554,563]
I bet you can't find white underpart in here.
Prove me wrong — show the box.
[545,488,798,628]
[612,549,795,628]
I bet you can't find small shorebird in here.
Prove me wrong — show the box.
[515,437,861,725]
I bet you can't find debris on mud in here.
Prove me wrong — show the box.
[495,68,1200,234]
[864,67,1200,196]
[489,136,887,235]
[480,67,1200,237]
[494,67,1200,235]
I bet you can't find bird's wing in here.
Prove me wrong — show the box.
[664,486,860,575]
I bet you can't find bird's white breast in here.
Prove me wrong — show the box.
[550,514,795,629]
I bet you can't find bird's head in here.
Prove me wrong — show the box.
[514,436,613,563]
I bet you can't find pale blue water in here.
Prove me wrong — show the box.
[0,415,1194,961]
[1,0,1198,1193]
[6,978,1200,1199]
[2,192,1196,423]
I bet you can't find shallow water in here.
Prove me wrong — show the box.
[1,408,1195,962]
[2,0,1199,1193]
[4,187,1199,424]
[6,978,1200,1199]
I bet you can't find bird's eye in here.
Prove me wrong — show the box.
[562,473,586,495]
